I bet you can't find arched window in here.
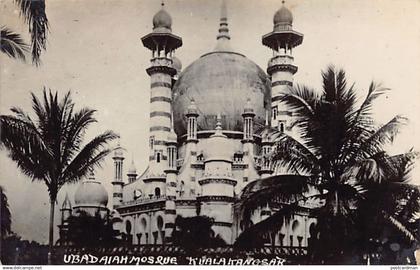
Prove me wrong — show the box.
[155,187,161,197]
[156,152,161,163]
[279,122,285,133]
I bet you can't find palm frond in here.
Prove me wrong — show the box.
[61,131,119,184]
[0,26,29,61]
[237,175,310,230]
[354,116,409,162]
[14,0,49,66]
[384,212,416,242]
[271,134,320,174]
[234,202,298,250]
[0,115,51,181]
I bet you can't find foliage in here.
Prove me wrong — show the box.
[0,88,118,250]
[172,215,226,252]
[0,27,29,62]
[235,66,419,264]
[15,0,49,65]
[1,234,47,265]
[0,186,12,238]
[64,211,121,248]
[1,0,48,65]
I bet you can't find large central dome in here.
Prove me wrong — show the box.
[173,51,271,136]
[172,0,271,136]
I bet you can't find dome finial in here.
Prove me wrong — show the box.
[214,0,233,52]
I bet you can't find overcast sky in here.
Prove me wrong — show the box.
[1,0,420,244]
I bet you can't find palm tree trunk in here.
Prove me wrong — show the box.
[48,199,55,264]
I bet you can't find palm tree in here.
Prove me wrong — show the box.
[0,88,118,258]
[0,185,12,238]
[1,0,48,65]
[235,66,419,263]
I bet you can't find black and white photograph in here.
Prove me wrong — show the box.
[1,0,420,266]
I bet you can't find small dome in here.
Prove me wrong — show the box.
[274,5,293,26]
[114,143,124,158]
[167,129,177,143]
[74,173,108,207]
[243,98,254,114]
[153,5,172,32]
[111,209,122,221]
[172,56,182,73]
[186,99,198,116]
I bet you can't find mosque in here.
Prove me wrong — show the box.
[58,0,318,248]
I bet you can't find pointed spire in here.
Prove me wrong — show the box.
[88,167,95,180]
[214,0,233,52]
[216,113,222,131]
[212,113,227,138]
[128,159,137,175]
[62,193,72,209]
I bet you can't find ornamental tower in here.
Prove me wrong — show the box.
[112,144,124,208]
[112,143,124,209]
[141,3,182,184]
[262,1,303,132]
[164,116,178,243]
[198,115,237,244]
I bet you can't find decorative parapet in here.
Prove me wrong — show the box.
[120,195,167,207]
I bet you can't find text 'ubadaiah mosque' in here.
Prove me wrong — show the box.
[58,0,318,248]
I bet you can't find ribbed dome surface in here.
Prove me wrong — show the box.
[74,180,108,207]
[172,51,271,135]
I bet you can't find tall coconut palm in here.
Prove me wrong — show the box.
[235,66,419,263]
[0,88,118,257]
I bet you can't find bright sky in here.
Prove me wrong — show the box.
[1,0,420,244]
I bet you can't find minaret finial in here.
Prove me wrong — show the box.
[214,0,232,51]
[216,113,222,130]
[88,167,95,180]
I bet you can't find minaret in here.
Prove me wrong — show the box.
[164,113,178,244]
[242,98,255,142]
[186,99,198,143]
[260,112,274,178]
[112,144,124,208]
[141,3,182,181]
[262,1,303,131]
[127,160,137,183]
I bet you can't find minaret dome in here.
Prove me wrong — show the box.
[153,3,172,32]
